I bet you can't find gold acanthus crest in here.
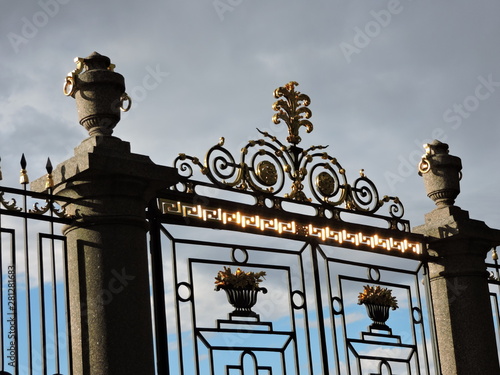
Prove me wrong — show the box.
[272,81,313,145]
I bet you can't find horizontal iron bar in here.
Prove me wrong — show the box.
[0,208,71,224]
[0,185,74,203]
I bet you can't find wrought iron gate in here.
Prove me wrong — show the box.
[0,158,72,375]
[2,81,500,374]
[147,82,440,374]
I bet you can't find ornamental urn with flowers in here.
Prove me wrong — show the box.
[358,285,399,330]
[214,266,267,317]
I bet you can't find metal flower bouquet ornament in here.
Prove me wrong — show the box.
[358,285,399,330]
[215,267,267,318]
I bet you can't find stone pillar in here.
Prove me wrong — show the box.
[32,53,178,375]
[414,140,500,375]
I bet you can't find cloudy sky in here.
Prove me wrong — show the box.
[1,0,500,230]
[2,2,500,373]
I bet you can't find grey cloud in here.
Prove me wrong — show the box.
[1,0,500,228]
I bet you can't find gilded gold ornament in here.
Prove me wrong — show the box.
[316,172,335,196]
[256,161,278,186]
[272,81,313,145]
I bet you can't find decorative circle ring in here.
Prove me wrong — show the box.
[412,307,423,324]
[331,296,343,315]
[63,76,76,96]
[418,158,431,174]
[231,248,249,264]
[120,93,132,112]
[177,282,193,302]
[291,290,305,309]
[367,267,381,282]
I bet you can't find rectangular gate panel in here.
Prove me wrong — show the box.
[150,222,437,374]
[1,186,72,375]
[313,244,437,374]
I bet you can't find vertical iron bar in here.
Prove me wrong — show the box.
[147,201,169,375]
[298,247,314,374]
[62,235,72,375]
[407,280,421,374]
[48,208,61,373]
[0,215,4,372]
[422,262,441,374]
[172,238,185,375]
[496,256,500,350]
[320,245,339,375]
[44,159,61,373]
[355,351,362,374]
[37,234,47,375]
[11,229,18,375]
[414,262,431,375]
[187,261,200,375]
[281,350,287,375]
[208,348,214,375]
[22,184,33,375]
[492,293,500,362]
[338,273,351,374]
[495,256,500,289]
[407,286,420,374]
[310,240,329,374]
[286,249,300,374]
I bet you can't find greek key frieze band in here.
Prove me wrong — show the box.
[159,199,423,255]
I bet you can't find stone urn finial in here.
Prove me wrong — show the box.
[418,140,462,207]
[63,52,131,136]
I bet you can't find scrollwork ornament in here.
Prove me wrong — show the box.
[29,201,51,215]
[52,204,69,218]
[349,174,380,213]
[174,154,198,179]
[308,160,348,206]
[381,195,404,219]
[205,143,243,187]
[241,136,286,195]
[28,200,68,218]
[170,81,410,226]
[0,191,22,212]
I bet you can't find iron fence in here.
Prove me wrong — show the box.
[146,80,442,374]
[147,220,438,374]
[149,181,439,374]
[0,181,72,375]
[1,77,499,374]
